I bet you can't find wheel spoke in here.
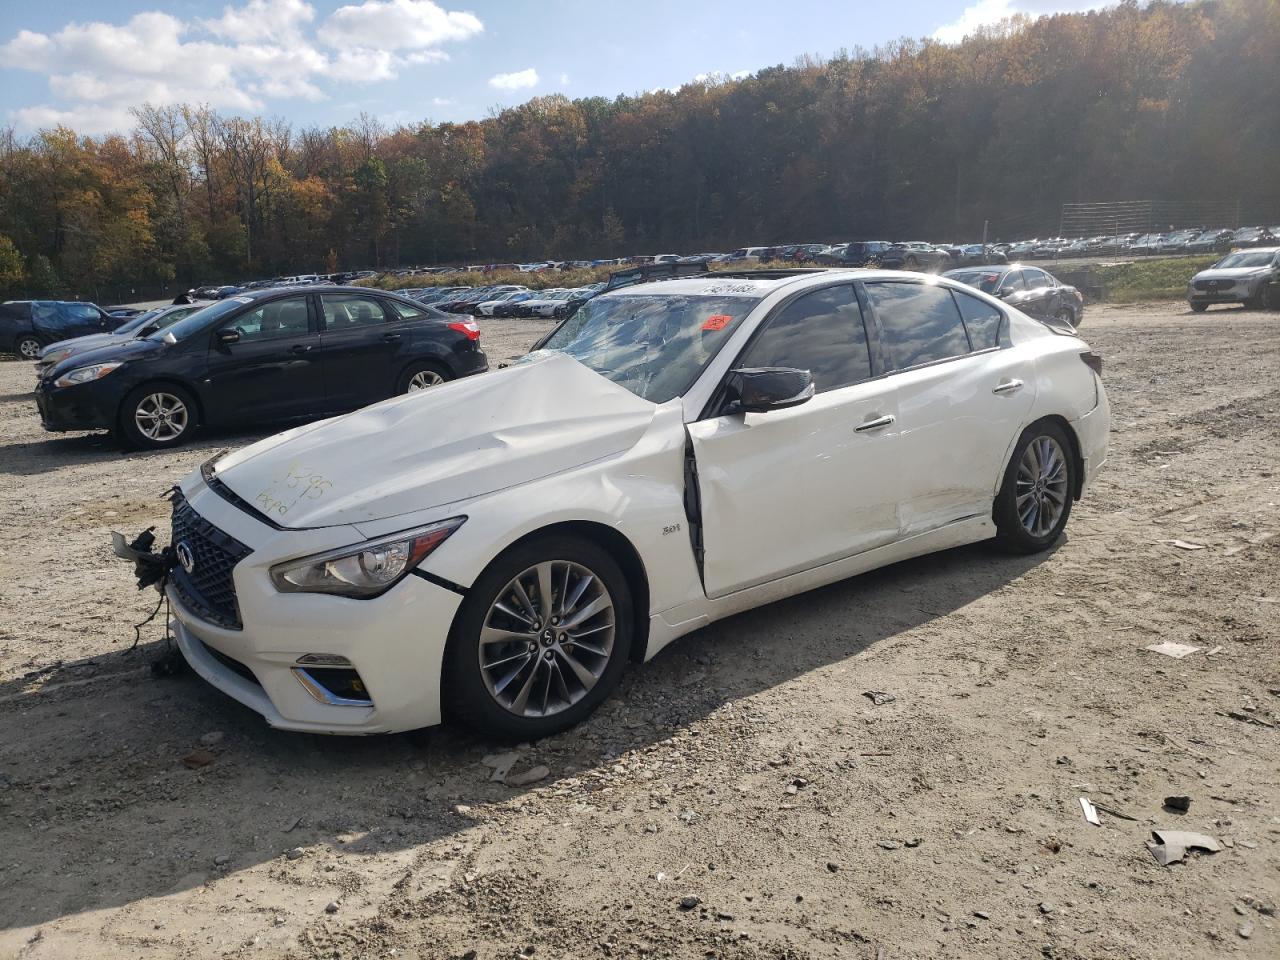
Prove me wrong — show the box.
[509,660,541,714]
[480,625,535,645]
[510,578,539,624]
[536,562,555,622]
[563,571,593,614]
[557,647,597,688]
[562,593,607,629]
[492,600,534,628]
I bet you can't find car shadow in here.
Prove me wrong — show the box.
[0,538,1053,932]
[0,426,281,477]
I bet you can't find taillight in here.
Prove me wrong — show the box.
[1079,351,1102,376]
[447,317,481,341]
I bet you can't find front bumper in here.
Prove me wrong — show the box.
[166,481,465,734]
[34,379,121,432]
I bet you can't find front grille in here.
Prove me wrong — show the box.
[170,491,252,629]
[1194,279,1232,291]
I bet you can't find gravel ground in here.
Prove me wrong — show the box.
[0,304,1276,960]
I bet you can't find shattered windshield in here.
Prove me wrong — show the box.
[536,293,757,403]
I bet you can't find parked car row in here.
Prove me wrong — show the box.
[393,282,605,320]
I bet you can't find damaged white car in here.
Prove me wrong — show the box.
[137,270,1109,738]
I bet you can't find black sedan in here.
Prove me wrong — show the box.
[879,242,952,272]
[35,286,487,449]
[943,265,1085,327]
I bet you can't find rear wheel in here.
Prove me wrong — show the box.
[119,384,197,449]
[994,421,1076,553]
[398,361,451,394]
[444,536,633,740]
[14,335,41,360]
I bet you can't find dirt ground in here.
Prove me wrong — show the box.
[0,304,1276,960]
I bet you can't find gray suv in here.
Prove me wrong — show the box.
[1187,247,1280,312]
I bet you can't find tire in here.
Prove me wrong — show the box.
[1189,302,1208,313]
[14,335,41,360]
[993,421,1076,554]
[444,535,634,740]
[118,383,197,449]
[397,361,451,394]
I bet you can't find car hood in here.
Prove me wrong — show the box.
[209,352,658,529]
[40,331,133,361]
[45,336,165,380]
[1194,267,1270,281]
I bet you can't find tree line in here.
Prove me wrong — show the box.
[0,0,1276,300]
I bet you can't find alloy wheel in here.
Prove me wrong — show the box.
[133,392,189,442]
[17,338,40,360]
[479,560,615,718]
[407,369,444,391]
[1016,435,1069,537]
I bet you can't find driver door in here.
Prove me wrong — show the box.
[686,284,901,598]
[202,295,326,425]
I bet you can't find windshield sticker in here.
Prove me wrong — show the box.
[700,282,765,295]
[701,314,733,331]
[232,296,255,304]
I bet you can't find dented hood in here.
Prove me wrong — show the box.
[209,353,656,528]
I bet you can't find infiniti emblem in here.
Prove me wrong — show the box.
[175,541,195,574]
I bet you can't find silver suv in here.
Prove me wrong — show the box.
[1187,247,1280,312]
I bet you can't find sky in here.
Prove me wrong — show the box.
[0,0,1115,136]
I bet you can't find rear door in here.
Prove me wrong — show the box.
[687,283,901,597]
[317,292,405,409]
[57,302,114,338]
[860,280,1035,536]
[202,295,326,425]
[1021,268,1060,319]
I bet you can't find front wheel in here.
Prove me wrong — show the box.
[119,384,197,449]
[994,422,1076,553]
[1189,302,1209,313]
[444,536,633,740]
[15,335,41,360]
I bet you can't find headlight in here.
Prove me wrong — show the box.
[41,347,74,366]
[53,361,123,388]
[269,517,465,598]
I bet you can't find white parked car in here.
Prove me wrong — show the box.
[147,270,1109,738]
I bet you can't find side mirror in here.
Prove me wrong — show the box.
[997,287,1015,298]
[217,328,240,345]
[725,367,815,414]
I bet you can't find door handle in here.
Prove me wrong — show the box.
[854,414,895,432]
[992,379,1024,395]
[382,332,401,341]
[290,344,313,354]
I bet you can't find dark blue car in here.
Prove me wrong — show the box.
[1,300,119,359]
[35,285,488,449]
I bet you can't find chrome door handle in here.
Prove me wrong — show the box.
[992,379,1024,394]
[854,414,895,432]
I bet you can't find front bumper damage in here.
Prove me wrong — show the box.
[113,476,465,735]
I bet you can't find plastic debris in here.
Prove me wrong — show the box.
[1144,641,1201,659]
[1145,829,1223,866]
[1078,797,1101,826]
[863,690,896,706]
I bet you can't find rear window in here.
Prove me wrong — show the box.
[864,282,972,370]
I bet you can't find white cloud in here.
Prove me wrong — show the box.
[202,0,315,43]
[730,69,750,80]
[318,0,482,51]
[932,0,1110,43]
[559,73,570,86]
[488,68,538,91]
[1,0,482,133]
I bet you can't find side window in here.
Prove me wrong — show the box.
[1025,269,1052,289]
[392,301,427,319]
[952,289,1008,350]
[321,295,389,329]
[62,303,102,322]
[864,282,972,370]
[228,297,311,342]
[738,285,871,393]
[1001,271,1025,292]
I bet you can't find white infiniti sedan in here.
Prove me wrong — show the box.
[155,269,1109,738]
